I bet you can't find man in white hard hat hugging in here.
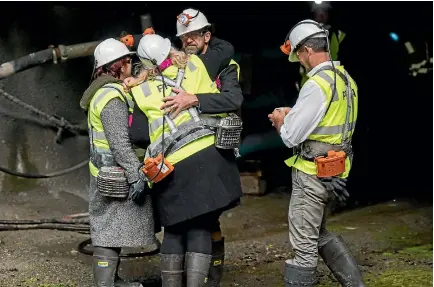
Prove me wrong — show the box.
[171,8,243,287]
[268,20,365,286]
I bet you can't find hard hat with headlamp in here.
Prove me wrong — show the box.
[176,8,211,37]
[137,34,172,68]
[94,38,135,68]
[280,19,328,62]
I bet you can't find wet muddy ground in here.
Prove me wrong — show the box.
[0,188,432,287]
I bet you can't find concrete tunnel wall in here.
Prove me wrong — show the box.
[0,5,139,199]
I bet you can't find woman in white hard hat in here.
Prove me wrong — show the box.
[126,33,243,287]
[80,38,156,287]
[271,20,364,287]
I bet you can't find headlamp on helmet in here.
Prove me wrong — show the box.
[177,10,200,27]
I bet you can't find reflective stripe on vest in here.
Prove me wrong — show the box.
[312,121,355,135]
[130,54,221,166]
[140,81,152,97]
[149,110,189,134]
[187,61,197,72]
[315,71,339,102]
[308,66,358,143]
[145,116,221,159]
[95,84,135,111]
[92,130,107,141]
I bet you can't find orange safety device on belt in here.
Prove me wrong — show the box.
[280,40,291,55]
[120,34,134,48]
[142,153,174,183]
[143,27,155,35]
[314,150,346,178]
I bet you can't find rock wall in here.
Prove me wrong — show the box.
[0,4,138,199]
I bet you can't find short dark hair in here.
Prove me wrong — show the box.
[301,37,328,53]
[198,26,211,34]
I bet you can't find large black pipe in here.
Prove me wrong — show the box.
[0,35,144,80]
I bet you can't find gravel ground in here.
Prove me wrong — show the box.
[0,188,432,287]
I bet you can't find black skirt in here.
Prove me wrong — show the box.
[152,145,243,227]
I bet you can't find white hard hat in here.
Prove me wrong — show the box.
[137,34,172,67]
[176,8,211,37]
[94,38,135,68]
[280,19,328,63]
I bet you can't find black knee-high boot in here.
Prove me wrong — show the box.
[205,237,225,286]
[319,235,366,287]
[92,247,143,287]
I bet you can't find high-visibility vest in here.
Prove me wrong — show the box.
[285,65,358,178]
[229,59,241,80]
[87,83,138,177]
[214,59,241,91]
[131,54,225,166]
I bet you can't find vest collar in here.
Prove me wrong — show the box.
[307,61,341,77]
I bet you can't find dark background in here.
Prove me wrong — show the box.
[0,1,432,206]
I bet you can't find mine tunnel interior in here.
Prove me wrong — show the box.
[0,1,432,206]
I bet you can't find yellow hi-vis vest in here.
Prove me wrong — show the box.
[87,83,137,177]
[131,54,225,166]
[229,59,241,80]
[213,59,241,91]
[285,65,358,178]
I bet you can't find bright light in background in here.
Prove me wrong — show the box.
[389,32,399,42]
[315,0,323,4]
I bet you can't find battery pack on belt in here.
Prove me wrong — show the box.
[314,150,346,178]
[142,154,174,183]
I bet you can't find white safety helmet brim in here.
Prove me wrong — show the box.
[176,8,211,37]
[94,38,135,69]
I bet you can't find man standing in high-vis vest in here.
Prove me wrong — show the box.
[174,8,243,287]
[269,20,365,286]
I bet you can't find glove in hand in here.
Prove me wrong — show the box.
[320,177,350,202]
[129,179,146,205]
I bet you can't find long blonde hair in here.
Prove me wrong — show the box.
[134,47,189,81]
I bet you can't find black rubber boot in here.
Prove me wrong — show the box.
[92,247,143,287]
[185,252,212,287]
[205,237,225,287]
[284,262,317,286]
[160,254,184,287]
[319,235,366,287]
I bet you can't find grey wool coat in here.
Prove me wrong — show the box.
[83,77,156,248]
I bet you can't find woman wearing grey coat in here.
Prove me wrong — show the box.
[80,38,157,287]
